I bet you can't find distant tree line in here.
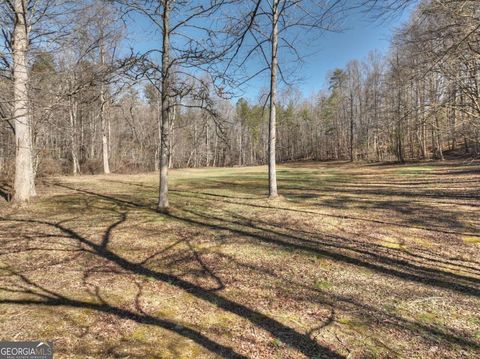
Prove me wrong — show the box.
[219,0,480,165]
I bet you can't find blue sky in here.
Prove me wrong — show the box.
[124,3,415,102]
[245,6,415,100]
[297,8,413,96]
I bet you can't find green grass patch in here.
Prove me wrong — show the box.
[314,280,333,290]
[463,236,480,245]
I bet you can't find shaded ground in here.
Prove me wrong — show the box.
[0,160,479,358]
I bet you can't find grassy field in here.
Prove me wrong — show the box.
[0,160,479,358]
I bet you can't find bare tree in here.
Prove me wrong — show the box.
[12,0,36,201]
[0,0,39,202]
[114,0,232,212]
[0,0,76,200]
[224,0,346,198]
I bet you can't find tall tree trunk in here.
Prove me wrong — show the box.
[168,105,175,169]
[205,122,209,166]
[397,125,404,163]
[268,0,279,199]
[193,121,197,167]
[422,122,427,159]
[100,42,110,174]
[13,0,36,202]
[100,99,110,174]
[157,0,170,212]
[155,99,160,171]
[349,92,354,162]
[213,130,218,167]
[90,112,96,159]
[435,116,444,160]
[238,123,242,166]
[69,97,80,175]
[450,84,457,150]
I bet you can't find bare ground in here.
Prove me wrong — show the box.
[0,160,479,358]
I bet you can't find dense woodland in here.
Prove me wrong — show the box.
[0,0,479,205]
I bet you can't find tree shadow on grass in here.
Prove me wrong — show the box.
[290,185,480,203]
[214,252,480,352]
[0,269,247,358]
[0,213,344,359]
[168,206,480,297]
[4,179,480,356]
[219,208,480,275]
[316,196,479,234]
[169,189,480,238]
[50,183,480,297]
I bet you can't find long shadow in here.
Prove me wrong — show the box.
[103,179,264,200]
[435,168,480,176]
[4,213,478,354]
[8,180,480,355]
[170,189,480,238]
[185,239,225,291]
[284,185,480,202]
[0,270,246,359]
[101,211,127,249]
[183,172,480,204]
[316,197,476,234]
[104,177,480,209]
[171,207,480,297]
[49,183,480,298]
[214,252,480,350]
[51,185,480,296]
[291,185,480,209]
[222,208,480,275]
[0,215,344,359]
[321,179,480,186]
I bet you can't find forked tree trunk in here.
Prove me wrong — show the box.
[13,0,36,202]
[157,0,171,212]
[268,0,279,199]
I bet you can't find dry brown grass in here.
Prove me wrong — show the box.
[0,160,479,358]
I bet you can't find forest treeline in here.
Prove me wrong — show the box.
[0,0,478,206]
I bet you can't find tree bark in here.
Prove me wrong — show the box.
[69,96,80,175]
[168,105,175,169]
[13,0,36,202]
[157,0,171,212]
[349,91,354,162]
[100,40,110,174]
[268,0,279,199]
[205,122,209,166]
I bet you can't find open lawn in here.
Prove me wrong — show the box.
[0,160,479,358]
